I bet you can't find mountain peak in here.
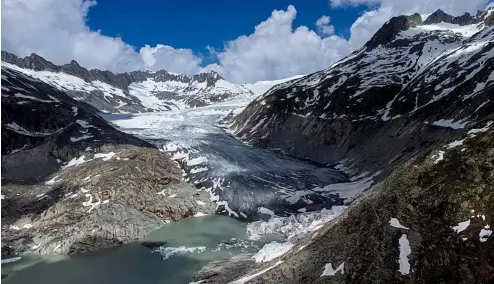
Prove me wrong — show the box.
[366,13,422,49]
[423,9,481,26]
[192,70,224,86]
[68,59,81,67]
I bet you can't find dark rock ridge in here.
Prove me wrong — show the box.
[1,51,209,90]
[423,9,481,26]
[366,13,423,49]
[1,66,152,182]
[229,8,494,181]
[367,9,489,49]
[1,67,214,256]
[1,51,252,113]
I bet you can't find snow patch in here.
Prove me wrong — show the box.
[434,151,445,163]
[479,225,492,242]
[82,194,106,213]
[217,200,239,218]
[389,218,409,230]
[321,262,345,277]
[398,234,411,275]
[252,241,294,263]
[447,139,465,149]
[432,118,468,129]
[94,152,117,161]
[452,220,471,233]
[70,134,94,142]
[467,121,492,135]
[76,120,95,128]
[61,156,88,169]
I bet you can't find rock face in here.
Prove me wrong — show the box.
[222,123,494,284]
[1,51,254,113]
[1,66,150,182]
[1,67,214,256]
[230,8,494,181]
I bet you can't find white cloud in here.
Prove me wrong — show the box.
[1,0,202,74]
[316,16,335,36]
[139,44,202,75]
[204,6,351,83]
[1,0,491,84]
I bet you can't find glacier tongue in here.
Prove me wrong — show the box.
[104,98,351,220]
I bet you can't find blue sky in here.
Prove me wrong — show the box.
[86,1,368,64]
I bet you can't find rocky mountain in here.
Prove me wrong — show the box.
[1,66,213,256]
[200,119,494,284]
[192,8,494,284]
[1,51,254,113]
[230,8,494,181]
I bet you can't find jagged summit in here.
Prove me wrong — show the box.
[192,70,224,87]
[365,8,492,49]
[366,13,422,49]
[423,9,481,25]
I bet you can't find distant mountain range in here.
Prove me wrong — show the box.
[2,51,258,113]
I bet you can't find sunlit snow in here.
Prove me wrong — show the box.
[398,234,411,275]
[389,218,409,230]
[321,262,345,277]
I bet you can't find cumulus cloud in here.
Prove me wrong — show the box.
[139,44,202,74]
[203,6,351,83]
[315,16,335,36]
[1,0,202,74]
[1,0,491,83]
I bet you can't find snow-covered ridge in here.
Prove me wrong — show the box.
[400,22,484,38]
[1,52,255,113]
[3,62,127,98]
